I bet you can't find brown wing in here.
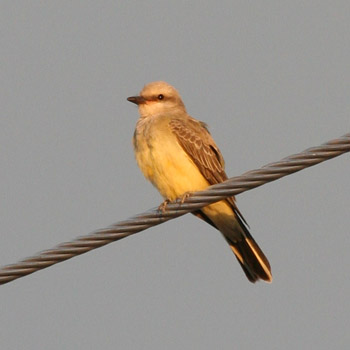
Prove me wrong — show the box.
[169,117,228,185]
[169,117,247,223]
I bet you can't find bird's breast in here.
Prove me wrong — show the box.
[133,117,209,200]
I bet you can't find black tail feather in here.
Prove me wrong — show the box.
[193,209,272,283]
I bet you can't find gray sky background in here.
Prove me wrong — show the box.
[1,2,349,349]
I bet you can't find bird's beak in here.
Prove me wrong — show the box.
[127,95,146,105]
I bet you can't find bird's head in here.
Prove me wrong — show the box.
[127,81,186,118]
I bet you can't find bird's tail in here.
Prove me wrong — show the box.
[229,234,272,283]
[228,210,272,283]
[193,207,272,283]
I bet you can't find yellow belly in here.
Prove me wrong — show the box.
[135,131,209,200]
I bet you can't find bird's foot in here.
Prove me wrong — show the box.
[180,191,192,204]
[158,199,171,213]
[158,192,192,213]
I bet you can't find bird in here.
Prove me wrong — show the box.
[127,81,272,283]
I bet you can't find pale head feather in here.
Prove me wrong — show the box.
[138,81,187,118]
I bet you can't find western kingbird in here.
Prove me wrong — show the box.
[127,81,272,283]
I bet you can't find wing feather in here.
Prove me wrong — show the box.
[169,117,227,184]
[169,117,249,225]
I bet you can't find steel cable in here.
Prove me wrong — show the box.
[0,133,349,285]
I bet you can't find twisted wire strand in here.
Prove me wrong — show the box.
[1,133,349,285]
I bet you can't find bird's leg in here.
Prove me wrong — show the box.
[158,192,192,213]
[158,199,171,213]
[180,191,193,204]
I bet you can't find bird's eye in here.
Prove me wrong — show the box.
[157,94,164,100]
